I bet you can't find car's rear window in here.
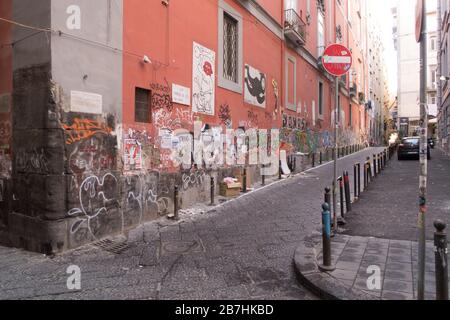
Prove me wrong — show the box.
[403,139,419,145]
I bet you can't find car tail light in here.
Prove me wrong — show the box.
[399,144,404,147]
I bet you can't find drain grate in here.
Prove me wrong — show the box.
[92,238,130,254]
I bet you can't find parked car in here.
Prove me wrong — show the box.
[428,138,435,149]
[398,137,431,160]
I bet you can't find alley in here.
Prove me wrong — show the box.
[0,147,384,300]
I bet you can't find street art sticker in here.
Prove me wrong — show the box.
[192,42,215,116]
[124,139,143,171]
[244,64,266,108]
[151,81,173,112]
[219,103,232,128]
[62,118,113,145]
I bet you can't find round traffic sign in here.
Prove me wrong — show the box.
[322,44,353,77]
[415,0,424,43]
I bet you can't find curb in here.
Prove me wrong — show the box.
[293,234,379,300]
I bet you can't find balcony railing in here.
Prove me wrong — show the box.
[358,92,366,104]
[284,9,307,47]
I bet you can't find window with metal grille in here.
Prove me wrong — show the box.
[223,12,238,83]
[135,87,151,123]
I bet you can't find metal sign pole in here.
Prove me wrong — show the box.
[417,0,428,300]
[333,76,339,232]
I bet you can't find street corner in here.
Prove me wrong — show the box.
[294,230,450,300]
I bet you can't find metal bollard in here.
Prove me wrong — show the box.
[210,176,215,205]
[344,171,352,212]
[373,154,377,177]
[242,168,247,194]
[338,176,345,219]
[434,220,449,300]
[262,174,265,186]
[312,153,316,167]
[320,151,323,165]
[324,187,331,208]
[279,160,282,180]
[319,203,335,272]
[357,163,361,197]
[293,157,297,172]
[173,186,180,220]
[378,153,382,171]
[363,162,368,190]
[353,164,358,200]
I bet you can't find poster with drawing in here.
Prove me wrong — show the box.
[124,139,142,171]
[244,64,266,108]
[192,42,215,116]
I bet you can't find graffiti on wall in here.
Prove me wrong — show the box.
[63,118,113,145]
[68,173,120,238]
[192,42,215,116]
[0,120,11,177]
[150,80,173,112]
[219,103,232,128]
[15,148,49,174]
[244,64,266,108]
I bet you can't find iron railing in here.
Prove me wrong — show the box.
[284,9,307,45]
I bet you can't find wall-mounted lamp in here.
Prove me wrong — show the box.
[162,0,169,6]
[440,76,450,82]
[142,55,152,64]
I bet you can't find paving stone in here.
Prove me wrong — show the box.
[381,290,414,300]
[384,269,413,282]
[328,269,358,281]
[383,279,414,294]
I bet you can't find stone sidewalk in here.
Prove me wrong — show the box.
[295,233,449,300]
[294,148,450,300]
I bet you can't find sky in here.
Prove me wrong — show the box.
[371,0,398,98]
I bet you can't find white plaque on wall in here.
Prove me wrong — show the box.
[172,84,191,106]
[70,90,103,114]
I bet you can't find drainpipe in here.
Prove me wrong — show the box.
[437,0,443,146]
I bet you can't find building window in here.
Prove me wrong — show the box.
[318,11,325,57]
[318,82,324,116]
[218,0,243,93]
[135,87,151,123]
[285,55,297,111]
[431,67,437,89]
[430,36,437,51]
[223,13,238,83]
[429,93,437,105]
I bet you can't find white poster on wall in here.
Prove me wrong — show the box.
[70,91,103,114]
[244,64,266,108]
[172,84,191,106]
[192,42,215,116]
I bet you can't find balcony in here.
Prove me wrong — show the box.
[284,9,307,47]
[358,92,366,105]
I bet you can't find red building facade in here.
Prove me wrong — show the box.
[0,0,370,253]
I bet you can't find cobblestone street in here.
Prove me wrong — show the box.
[0,148,384,300]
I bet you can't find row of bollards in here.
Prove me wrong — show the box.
[311,144,367,168]
[321,147,392,271]
[320,147,449,300]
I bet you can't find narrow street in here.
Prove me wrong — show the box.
[0,147,384,300]
[343,148,450,240]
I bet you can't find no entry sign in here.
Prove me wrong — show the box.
[322,44,352,77]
